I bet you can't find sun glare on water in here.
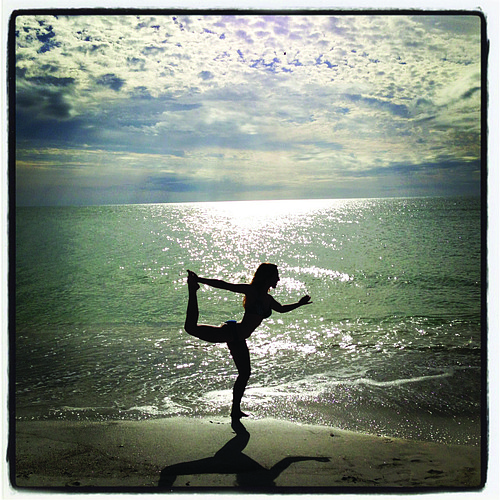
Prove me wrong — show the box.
[199,198,338,229]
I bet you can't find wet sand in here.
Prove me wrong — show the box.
[11,417,482,491]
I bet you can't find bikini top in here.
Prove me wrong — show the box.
[245,298,272,318]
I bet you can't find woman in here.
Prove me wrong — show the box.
[184,263,311,420]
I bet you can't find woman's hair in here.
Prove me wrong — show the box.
[243,263,278,309]
[250,263,278,288]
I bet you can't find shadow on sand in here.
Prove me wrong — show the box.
[158,418,330,489]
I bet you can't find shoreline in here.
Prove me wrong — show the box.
[11,416,483,491]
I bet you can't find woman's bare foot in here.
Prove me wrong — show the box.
[231,409,249,419]
[187,270,200,290]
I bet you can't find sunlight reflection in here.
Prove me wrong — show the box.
[182,199,342,241]
[279,276,306,293]
[288,265,352,282]
[203,198,336,225]
[168,199,365,297]
[253,340,297,357]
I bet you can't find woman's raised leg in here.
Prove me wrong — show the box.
[184,271,233,343]
[184,271,200,333]
[227,340,251,419]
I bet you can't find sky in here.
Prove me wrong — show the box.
[13,11,483,206]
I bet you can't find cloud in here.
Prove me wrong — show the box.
[341,158,481,178]
[461,87,480,100]
[16,88,73,120]
[95,73,126,91]
[343,93,410,118]
[198,70,214,80]
[25,75,75,86]
[13,12,482,205]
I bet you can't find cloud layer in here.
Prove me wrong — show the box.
[14,12,482,205]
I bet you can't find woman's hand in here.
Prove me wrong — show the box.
[298,295,312,306]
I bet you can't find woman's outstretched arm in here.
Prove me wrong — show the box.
[188,270,250,294]
[271,295,312,313]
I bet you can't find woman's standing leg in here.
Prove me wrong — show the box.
[227,340,251,419]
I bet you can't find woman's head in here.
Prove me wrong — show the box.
[251,263,280,289]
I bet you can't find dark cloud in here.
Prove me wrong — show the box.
[146,174,282,200]
[43,92,72,119]
[145,174,194,192]
[26,75,75,87]
[461,87,480,100]
[344,93,410,118]
[16,87,73,120]
[16,111,87,145]
[141,46,166,57]
[96,73,126,91]
[167,102,202,112]
[130,86,153,99]
[343,158,480,178]
[15,81,206,152]
[126,56,147,72]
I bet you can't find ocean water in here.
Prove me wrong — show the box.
[14,197,483,445]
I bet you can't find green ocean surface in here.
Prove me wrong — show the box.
[15,196,482,445]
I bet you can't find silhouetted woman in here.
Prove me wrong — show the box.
[184,263,311,420]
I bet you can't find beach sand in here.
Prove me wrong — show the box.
[11,417,482,491]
